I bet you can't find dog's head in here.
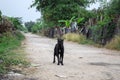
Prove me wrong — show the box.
[57,38,64,46]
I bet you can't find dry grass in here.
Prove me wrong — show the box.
[63,33,95,45]
[105,36,120,50]
[63,33,84,43]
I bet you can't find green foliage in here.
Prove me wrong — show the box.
[90,25,102,42]
[25,21,35,32]
[31,20,45,33]
[7,17,26,31]
[0,32,28,74]
[58,16,84,28]
[0,32,24,54]
[97,14,111,26]
[76,17,85,24]
[31,24,39,33]
[21,26,28,33]
[98,0,120,16]
[58,16,75,28]
[30,0,120,51]
[107,0,120,15]
[31,0,95,26]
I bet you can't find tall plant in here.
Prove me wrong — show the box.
[58,16,84,28]
[58,16,75,28]
[31,0,95,26]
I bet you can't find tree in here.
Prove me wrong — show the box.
[58,16,75,28]
[31,21,42,33]
[31,0,95,27]
[107,0,120,15]
[7,17,28,31]
[58,16,84,28]
[24,21,35,32]
[8,17,22,29]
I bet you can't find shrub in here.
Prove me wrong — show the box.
[63,33,81,42]
[63,33,95,45]
[0,32,28,74]
[105,36,120,50]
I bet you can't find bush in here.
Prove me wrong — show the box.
[31,25,38,33]
[0,32,28,74]
[63,33,95,45]
[105,36,120,50]
[63,33,81,42]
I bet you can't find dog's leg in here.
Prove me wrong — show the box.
[53,45,57,63]
[61,54,64,65]
[60,53,63,65]
[57,54,60,65]
[61,48,64,65]
[53,53,56,63]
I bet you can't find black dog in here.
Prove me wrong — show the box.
[53,38,64,65]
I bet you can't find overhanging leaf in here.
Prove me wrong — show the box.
[77,17,84,23]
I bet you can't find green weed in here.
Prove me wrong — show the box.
[0,32,28,74]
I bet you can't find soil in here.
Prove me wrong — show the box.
[24,33,120,80]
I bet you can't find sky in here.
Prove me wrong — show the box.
[86,2,100,10]
[0,0,102,22]
[0,0,41,22]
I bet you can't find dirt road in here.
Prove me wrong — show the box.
[24,33,120,80]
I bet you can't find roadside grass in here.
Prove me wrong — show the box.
[63,33,95,45]
[0,31,29,74]
[63,33,120,50]
[105,35,120,51]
